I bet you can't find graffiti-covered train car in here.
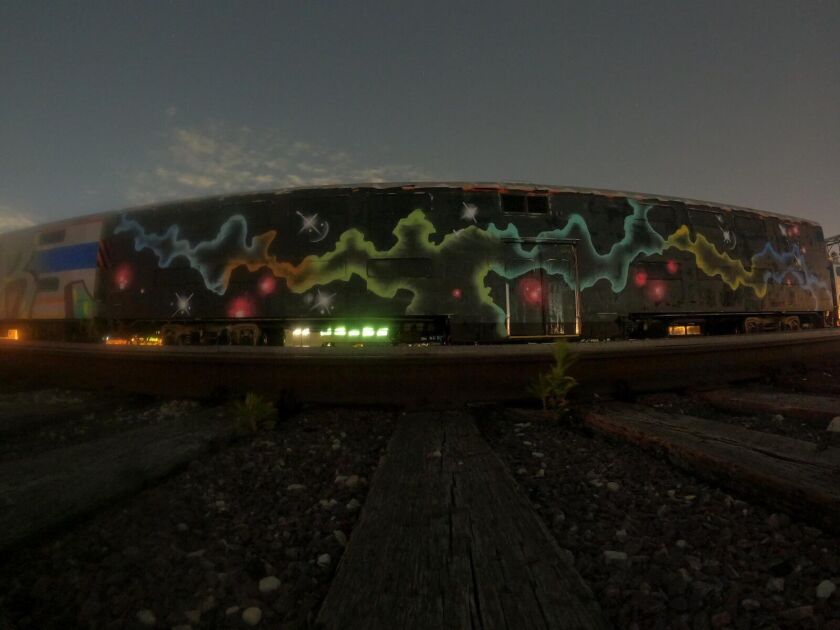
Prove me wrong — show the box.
[0,183,835,345]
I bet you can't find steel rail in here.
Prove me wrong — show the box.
[2,330,839,405]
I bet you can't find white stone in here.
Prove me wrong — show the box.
[317,553,332,567]
[675,539,687,549]
[531,452,544,458]
[827,417,840,433]
[286,483,306,492]
[225,606,240,616]
[606,482,620,492]
[516,467,527,475]
[242,606,263,626]
[816,579,837,599]
[534,469,545,478]
[346,498,361,512]
[333,530,348,547]
[772,414,785,423]
[334,475,348,485]
[603,550,628,563]
[136,609,156,626]
[767,577,785,593]
[184,610,201,624]
[259,575,281,594]
[345,475,360,488]
[615,529,627,542]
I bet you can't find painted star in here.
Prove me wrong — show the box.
[172,292,193,317]
[461,202,479,223]
[309,288,336,314]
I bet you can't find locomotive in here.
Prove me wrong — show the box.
[1,183,837,345]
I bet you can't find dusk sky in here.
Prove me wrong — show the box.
[1,1,838,237]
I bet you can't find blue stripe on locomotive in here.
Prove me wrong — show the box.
[32,242,99,273]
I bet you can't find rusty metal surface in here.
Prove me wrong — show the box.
[1,330,839,405]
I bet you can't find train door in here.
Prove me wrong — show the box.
[503,240,580,337]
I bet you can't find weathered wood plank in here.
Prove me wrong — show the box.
[316,411,609,630]
[775,375,840,397]
[700,389,839,424]
[583,404,840,532]
[0,410,229,552]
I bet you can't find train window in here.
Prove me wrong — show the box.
[501,194,549,214]
[501,194,526,213]
[366,258,432,278]
[528,195,549,214]
[38,230,66,246]
[36,277,60,292]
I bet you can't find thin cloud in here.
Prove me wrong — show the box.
[127,121,430,204]
[0,205,37,234]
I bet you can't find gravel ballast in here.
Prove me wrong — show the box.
[481,408,840,629]
[0,406,395,629]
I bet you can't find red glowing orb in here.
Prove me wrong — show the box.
[647,281,667,302]
[114,264,133,290]
[258,274,277,296]
[518,277,543,306]
[227,294,256,318]
[451,288,462,299]
[633,269,648,288]
[666,260,680,275]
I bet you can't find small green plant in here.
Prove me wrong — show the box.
[232,392,277,433]
[530,340,578,413]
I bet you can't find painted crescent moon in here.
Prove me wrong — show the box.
[310,221,330,243]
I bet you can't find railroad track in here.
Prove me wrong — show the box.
[2,329,839,404]
[1,337,838,628]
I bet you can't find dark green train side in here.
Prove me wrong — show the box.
[1,183,836,345]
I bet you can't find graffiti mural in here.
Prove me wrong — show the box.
[114,194,832,335]
[0,219,102,320]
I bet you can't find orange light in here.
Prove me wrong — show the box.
[105,335,163,346]
[1,329,20,341]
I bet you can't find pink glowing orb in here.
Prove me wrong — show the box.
[258,274,277,296]
[518,276,542,306]
[114,264,133,290]
[666,260,679,275]
[451,287,462,299]
[227,294,256,318]
[647,280,666,302]
[633,269,648,288]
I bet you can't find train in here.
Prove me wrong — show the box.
[1,183,838,346]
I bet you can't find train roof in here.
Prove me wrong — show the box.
[0,182,822,238]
